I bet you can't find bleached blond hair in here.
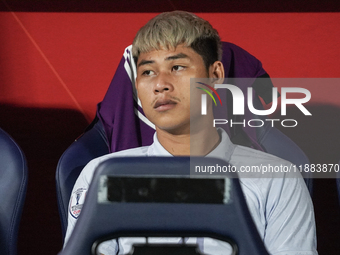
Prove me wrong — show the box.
[132,11,222,69]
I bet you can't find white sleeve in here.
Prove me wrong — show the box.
[263,171,318,255]
[63,159,99,247]
[62,147,149,248]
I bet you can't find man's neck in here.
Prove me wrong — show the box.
[156,126,220,156]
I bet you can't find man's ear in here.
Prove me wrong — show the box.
[209,61,225,84]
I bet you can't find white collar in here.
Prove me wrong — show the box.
[147,128,235,160]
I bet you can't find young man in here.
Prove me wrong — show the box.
[64,11,317,255]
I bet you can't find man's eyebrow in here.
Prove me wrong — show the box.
[165,53,189,61]
[137,53,189,68]
[137,60,154,68]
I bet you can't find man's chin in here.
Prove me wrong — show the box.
[155,124,190,136]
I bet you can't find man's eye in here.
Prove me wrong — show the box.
[172,65,185,71]
[142,70,154,76]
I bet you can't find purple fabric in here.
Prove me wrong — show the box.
[219,42,266,150]
[97,52,154,153]
[97,42,267,153]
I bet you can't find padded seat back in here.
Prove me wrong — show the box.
[0,128,28,255]
[60,157,270,255]
[56,120,109,236]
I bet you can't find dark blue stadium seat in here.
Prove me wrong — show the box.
[59,157,270,255]
[56,119,109,237]
[0,128,28,255]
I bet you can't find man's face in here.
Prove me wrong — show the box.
[135,44,209,134]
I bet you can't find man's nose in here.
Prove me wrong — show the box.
[154,73,174,93]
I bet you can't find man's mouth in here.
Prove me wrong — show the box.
[154,99,178,112]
